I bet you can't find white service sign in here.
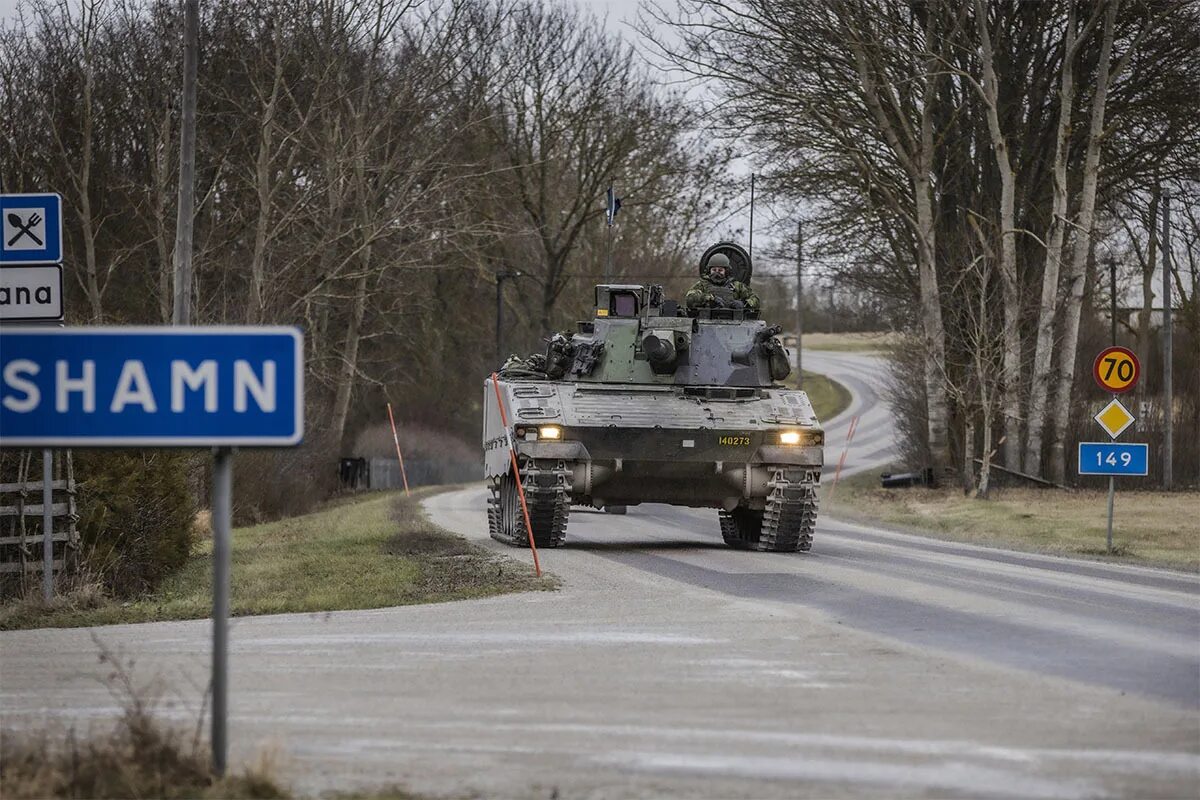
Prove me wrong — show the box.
[0,264,64,321]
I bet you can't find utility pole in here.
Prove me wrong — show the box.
[748,173,755,265]
[1109,258,1117,346]
[828,285,834,334]
[171,0,199,325]
[167,0,224,778]
[796,219,803,383]
[1161,190,1173,490]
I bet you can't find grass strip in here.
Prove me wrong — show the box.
[799,369,852,422]
[826,468,1199,572]
[1,487,552,631]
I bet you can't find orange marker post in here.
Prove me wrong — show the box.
[490,372,542,577]
[386,402,410,496]
[829,414,859,494]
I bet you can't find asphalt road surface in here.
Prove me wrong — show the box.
[2,351,1197,799]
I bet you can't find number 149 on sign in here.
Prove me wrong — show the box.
[1078,442,1149,476]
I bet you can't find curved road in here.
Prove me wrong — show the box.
[1,351,1197,799]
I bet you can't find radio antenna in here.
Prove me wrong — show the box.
[748,172,756,265]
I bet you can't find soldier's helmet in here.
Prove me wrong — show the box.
[699,242,752,285]
[707,252,732,282]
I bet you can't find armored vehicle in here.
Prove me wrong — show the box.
[483,242,824,552]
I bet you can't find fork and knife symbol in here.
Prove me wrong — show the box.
[6,212,44,247]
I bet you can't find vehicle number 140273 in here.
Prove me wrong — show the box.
[718,435,751,446]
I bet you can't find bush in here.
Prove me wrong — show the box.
[232,431,339,526]
[74,451,198,599]
[882,339,932,470]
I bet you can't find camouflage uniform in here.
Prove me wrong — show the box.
[685,275,760,314]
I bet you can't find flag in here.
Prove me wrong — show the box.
[606,185,622,227]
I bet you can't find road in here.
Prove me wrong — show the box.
[2,351,1197,799]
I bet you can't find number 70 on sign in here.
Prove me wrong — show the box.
[1092,346,1140,393]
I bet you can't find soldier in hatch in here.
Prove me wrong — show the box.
[685,252,760,315]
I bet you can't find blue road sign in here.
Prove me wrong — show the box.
[1,193,63,264]
[1078,442,1149,477]
[0,327,303,446]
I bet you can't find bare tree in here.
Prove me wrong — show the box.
[485,0,722,336]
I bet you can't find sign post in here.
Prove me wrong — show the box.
[211,446,233,776]
[1083,346,1143,554]
[0,325,304,776]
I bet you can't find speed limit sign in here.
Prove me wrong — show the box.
[1093,346,1140,394]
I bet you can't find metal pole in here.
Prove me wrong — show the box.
[211,447,232,777]
[171,0,199,325]
[1106,475,1115,554]
[605,225,613,283]
[1161,190,1173,489]
[796,219,803,383]
[828,285,834,334]
[1109,258,1117,346]
[42,449,53,602]
[748,173,755,264]
[1107,259,1116,554]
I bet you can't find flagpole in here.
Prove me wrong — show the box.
[605,184,617,283]
[748,173,755,264]
[605,225,613,284]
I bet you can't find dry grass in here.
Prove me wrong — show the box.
[1,645,287,800]
[827,470,1200,571]
[1,487,552,631]
[801,331,899,352]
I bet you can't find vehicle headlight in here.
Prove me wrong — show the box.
[778,430,823,446]
[538,425,563,440]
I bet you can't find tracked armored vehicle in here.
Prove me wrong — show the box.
[483,243,824,552]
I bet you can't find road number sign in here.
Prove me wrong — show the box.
[0,326,304,447]
[1078,442,1149,476]
[0,193,63,265]
[1092,346,1139,394]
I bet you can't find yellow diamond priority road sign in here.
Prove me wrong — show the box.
[1094,398,1135,440]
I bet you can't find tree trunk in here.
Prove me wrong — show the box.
[914,172,950,470]
[1047,0,1120,484]
[78,60,102,322]
[155,110,174,323]
[974,0,1021,470]
[330,268,369,450]
[915,56,950,472]
[1024,4,1078,477]
[248,34,285,325]
[248,104,276,324]
[976,409,993,499]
